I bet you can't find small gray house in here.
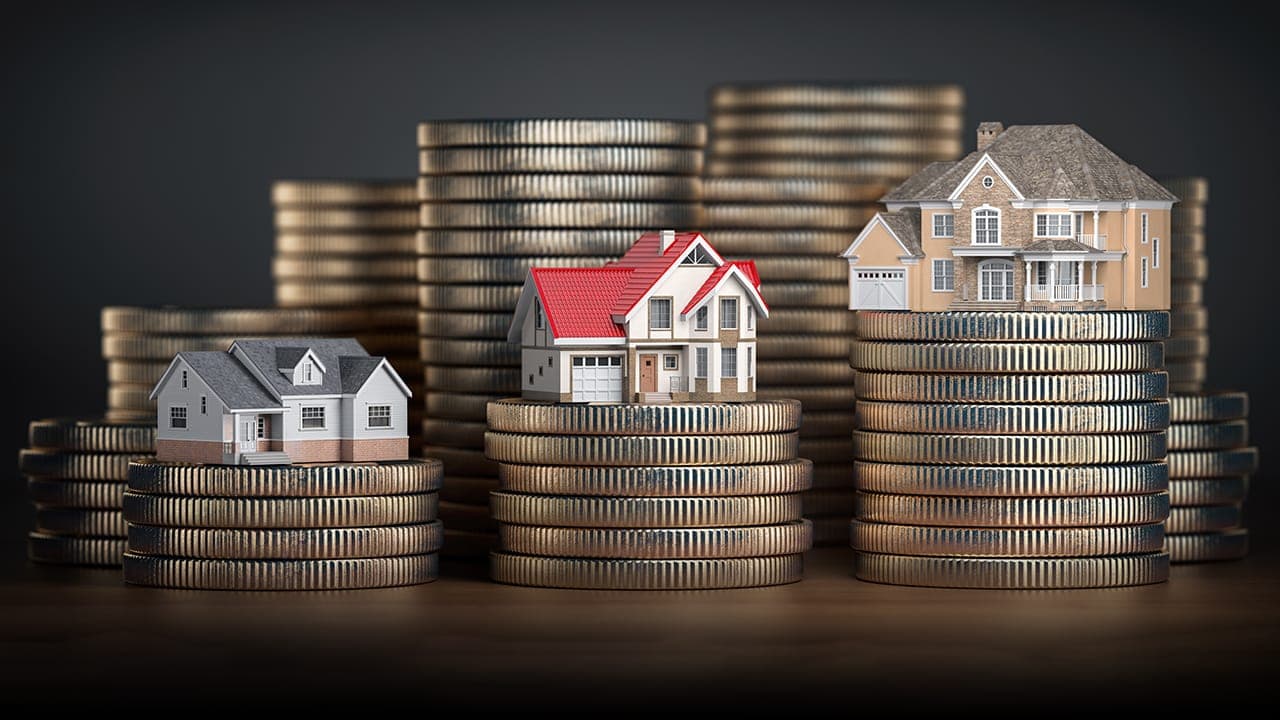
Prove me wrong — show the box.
[150,338,411,465]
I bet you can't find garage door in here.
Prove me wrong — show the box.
[855,269,907,310]
[571,356,623,402]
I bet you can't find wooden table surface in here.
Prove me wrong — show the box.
[2,532,1276,708]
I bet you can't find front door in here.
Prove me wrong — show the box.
[240,417,257,452]
[639,354,657,393]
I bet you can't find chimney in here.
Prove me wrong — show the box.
[659,229,676,253]
[977,122,1003,151]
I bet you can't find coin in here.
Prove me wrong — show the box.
[419,339,520,366]
[423,446,498,476]
[104,409,152,423]
[855,491,1169,528]
[693,231,854,258]
[484,431,799,466]
[275,232,418,256]
[853,430,1167,465]
[757,361,854,386]
[28,479,125,509]
[710,110,966,136]
[122,492,439,528]
[851,520,1165,556]
[416,229,641,257]
[1169,233,1205,255]
[1171,206,1206,229]
[490,491,801,528]
[756,386,856,410]
[710,84,966,111]
[853,552,1169,589]
[418,147,704,175]
[1166,505,1243,533]
[419,201,703,229]
[35,509,126,537]
[750,281,849,307]
[496,459,813,496]
[28,418,155,453]
[1170,307,1208,332]
[1161,177,1209,204]
[100,306,404,335]
[416,119,707,148]
[1165,359,1207,388]
[106,361,168,385]
[850,340,1165,373]
[274,207,419,231]
[853,310,1171,342]
[271,180,416,206]
[756,336,850,360]
[422,365,519,392]
[498,520,812,559]
[705,157,928,181]
[418,174,702,201]
[1170,253,1208,281]
[275,281,418,307]
[709,134,964,158]
[27,533,126,567]
[424,391,509,419]
[19,450,152,481]
[127,458,442,497]
[418,283,522,311]
[486,398,802,435]
[123,553,439,590]
[1168,477,1248,507]
[703,204,879,230]
[1168,420,1248,450]
[127,522,444,559]
[855,400,1170,435]
[271,256,417,281]
[854,460,1169,497]
[1165,333,1209,359]
[418,310,512,339]
[489,552,803,589]
[417,256,616,285]
[704,178,888,204]
[1164,530,1247,563]
[758,309,854,334]
[1168,448,1259,478]
[852,370,1169,404]
[108,386,154,412]
[1169,392,1248,422]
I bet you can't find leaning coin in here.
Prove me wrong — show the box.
[708,134,964,158]
[1164,530,1248,563]
[19,450,152,481]
[853,430,1167,465]
[418,147,704,175]
[275,232,418,256]
[419,201,703,229]
[271,179,417,206]
[708,83,966,111]
[489,492,801,528]
[418,283,522,311]
[27,533,126,567]
[418,339,520,366]
[703,203,879,230]
[1169,392,1249,423]
[484,431,799,466]
[1168,420,1248,450]
[496,459,813,496]
[121,492,439,528]
[418,174,702,201]
[423,365,520,392]
[27,479,125,509]
[271,256,418,281]
[1169,477,1248,507]
[1168,447,1259,478]
[123,553,439,590]
[703,178,888,204]
[28,418,155,453]
[852,370,1169,404]
[705,157,928,181]
[486,398,802,435]
[855,492,1169,528]
[126,458,443,497]
[416,119,707,147]
[275,281,418,307]
[127,522,444,559]
[418,256,616,285]
[35,509,126,537]
[416,230,639,257]
[854,552,1169,589]
[1165,505,1243,533]
[418,311,511,339]
[851,520,1165,557]
[274,207,419,231]
[856,400,1169,435]
[854,461,1169,497]
[852,310,1170,342]
[710,110,966,135]
[498,521,812,559]
[489,552,803,590]
[850,340,1164,373]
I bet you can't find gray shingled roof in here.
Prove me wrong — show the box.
[878,211,923,256]
[275,347,309,369]
[233,338,372,397]
[882,125,1178,203]
[178,351,277,410]
[339,356,386,393]
[1023,238,1103,253]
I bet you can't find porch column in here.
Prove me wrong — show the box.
[1048,261,1057,300]
[1024,260,1031,301]
[1092,210,1101,247]
[1091,261,1098,300]
[1076,261,1083,301]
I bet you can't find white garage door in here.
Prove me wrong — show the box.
[571,356,623,402]
[855,269,907,310]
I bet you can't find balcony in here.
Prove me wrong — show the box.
[1076,233,1107,248]
[1028,284,1104,302]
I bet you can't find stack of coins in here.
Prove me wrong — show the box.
[122,458,444,590]
[1165,392,1258,562]
[849,311,1173,589]
[485,400,813,589]
[703,85,966,543]
[1162,177,1209,392]
[102,306,401,423]
[21,418,154,567]
[416,119,706,554]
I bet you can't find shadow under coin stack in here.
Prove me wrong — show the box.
[415,120,707,556]
[21,419,154,567]
[1165,392,1258,562]
[122,459,444,590]
[485,400,813,589]
[1161,177,1210,392]
[102,306,394,423]
[270,180,423,442]
[849,312,1173,589]
[702,84,966,544]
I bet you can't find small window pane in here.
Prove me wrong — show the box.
[721,348,737,378]
[649,298,672,330]
[720,298,738,329]
[368,405,392,428]
[301,406,325,429]
[169,407,187,429]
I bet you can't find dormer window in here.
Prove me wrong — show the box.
[681,245,713,265]
[303,362,313,383]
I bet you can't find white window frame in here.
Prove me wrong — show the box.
[648,298,672,331]
[695,347,708,378]
[303,362,313,384]
[169,406,187,430]
[1141,213,1149,244]
[972,206,1001,245]
[720,298,738,330]
[932,259,955,292]
[256,416,266,439]
[367,404,392,429]
[1141,257,1149,288]
[534,300,545,330]
[982,176,995,189]
[682,245,713,265]
[1035,213,1073,238]
[932,213,954,238]
[747,306,755,330]
[721,347,737,378]
[746,346,754,377]
[978,259,1015,301]
[300,406,326,430]
[663,354,678,371]
[1153,237,1161,269]
[694,306,708,331]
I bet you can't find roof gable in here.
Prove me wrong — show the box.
[948,154,1024,201]
[681,261,769,317]
[151,351,278,410]
[230,338,373,396]
[341,356,413,397]
[526,266,633,340]
[608,232,724,320]
[841,212,923,258]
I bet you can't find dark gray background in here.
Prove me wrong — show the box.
[1,0,1272,533]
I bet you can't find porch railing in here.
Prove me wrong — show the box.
[669,376,687,393]
[1028,284,1103,302]
[1076,233,1107,248]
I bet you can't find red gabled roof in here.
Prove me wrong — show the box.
[681,261,766,315]
[607,231,712,317]
[531,267,633,339]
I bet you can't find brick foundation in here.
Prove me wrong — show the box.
[156,439,225,464]
[343,438,409,462]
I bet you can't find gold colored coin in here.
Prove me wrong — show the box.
[123,553,439,590]
[495,459,813,496]
[703,178,888,204]
[709,134,963,158]
[416,229,640,257]
[122,491,439,528]
[424,391,509,420]
[709,84,966,111]
[697,230,857,257]
[100,306,406,335]
[498,521,813,559]
[419,201,703,229]
[126,522,444,559]
[416,119,707,148]
[417,256,616,285]
[418,339,520,366]
[19,450,151,481]
[421,419,487,447]
[854,552,1169,589]
[418,310,512,339]
[710,110,966,135]
[1165,505,1242,533]
[852,370,1169,404]
[853,430,1167,465]
[271,256,417,281]
[28,479,126,509]
[853,310,1171,342]
[422,365,519,392]
[756,385,856,410]
[1168,420,1248,450]
[750,256,847,281]
[28,533,126,567]
[274,281,418,307]
[1168,477,1248,507]
[275,232,417,256]
[757,361,854,386]
[850,340,1165,373]
[1171,206,1206,229]
[703,203,879,230]
[489,552,803,589]
[855,491,1169,527]
[1165,530,1247,564]
[1169,392,1249,422]
[28,418,155,453]
[1161,177,1209,204]
[855,400,1170,434]
[35,509,126,537]
[126,458,443,497]
[754,281,848,307]
[485,398,802,435]
[705,157,930,181]
[854,460,1169,497]
[107,385,153,412]
[1170,253,1208,281]
[1165,333,1208,359]
[418,174,702,201]
[274,207,418,231]
[270,180,416,206]
[483,431,800,466]
[1166,359,1207,387]
[418,147,704,175]
[490,491,802,528]
[1170,233,1205,255]
[418,283,522,311]
[851,520,1166,557]
[1170,307,1208,332]
[423,446,497,476]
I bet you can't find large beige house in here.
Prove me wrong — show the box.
[842,123,1175,311]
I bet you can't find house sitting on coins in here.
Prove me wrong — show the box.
[149,338,411,465]
[842,122,1176,312]
[508,230,768,403]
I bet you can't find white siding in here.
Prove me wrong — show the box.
[281,397,344,442]
[153,359,230,444]
[349,366,410,439]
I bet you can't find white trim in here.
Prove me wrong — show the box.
[680,265,770,319]
[1034,212,1074,238]
[971,205,1002,246]
[932,212,955,238]
[1141,213,1149,244]
[1011,200,1175,210]
[507,274,539,343]
[917,201,957,210]
[1152,237,1161,269]
[365,404,393,430]
[299,405,327,431]
[931,259,955,292]
[841,213,914,258]
[951,246,1017,257]
[899,257,921,265]
[1129,201,1177,209]
[620,234,725,324]
[1020,250,1125,262]
[948,154,1025,201]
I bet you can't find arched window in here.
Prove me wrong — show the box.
[973,207,1001,245]
[978,259,1015,301]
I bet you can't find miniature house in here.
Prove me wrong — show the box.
[508,230,768,403]
[150,338,411,465]
[842,123,1176,312]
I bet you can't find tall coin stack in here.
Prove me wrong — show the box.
[485,400,813,589]
[122,458,444,590]
[20,418,154,567]
[1162,177,1209,392]
[849,312,1173,589]
[703,84,966,544]
[102,306,393,423]
[1166,392,1258,562]
[271,180,423,442]
[415,119,707,555]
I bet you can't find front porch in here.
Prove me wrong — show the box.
[949,241,1117,311]
[221,409,288,465]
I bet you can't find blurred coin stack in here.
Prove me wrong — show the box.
[1165,392,1258,562]
[270,180,423,440]
[415,119,707,555]
[20,419,154,567]
[102,306,395,423]
[849,311,1173,589]
[122,458,444,590]
[702,84,966,544]
[1162,177,1209,392]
